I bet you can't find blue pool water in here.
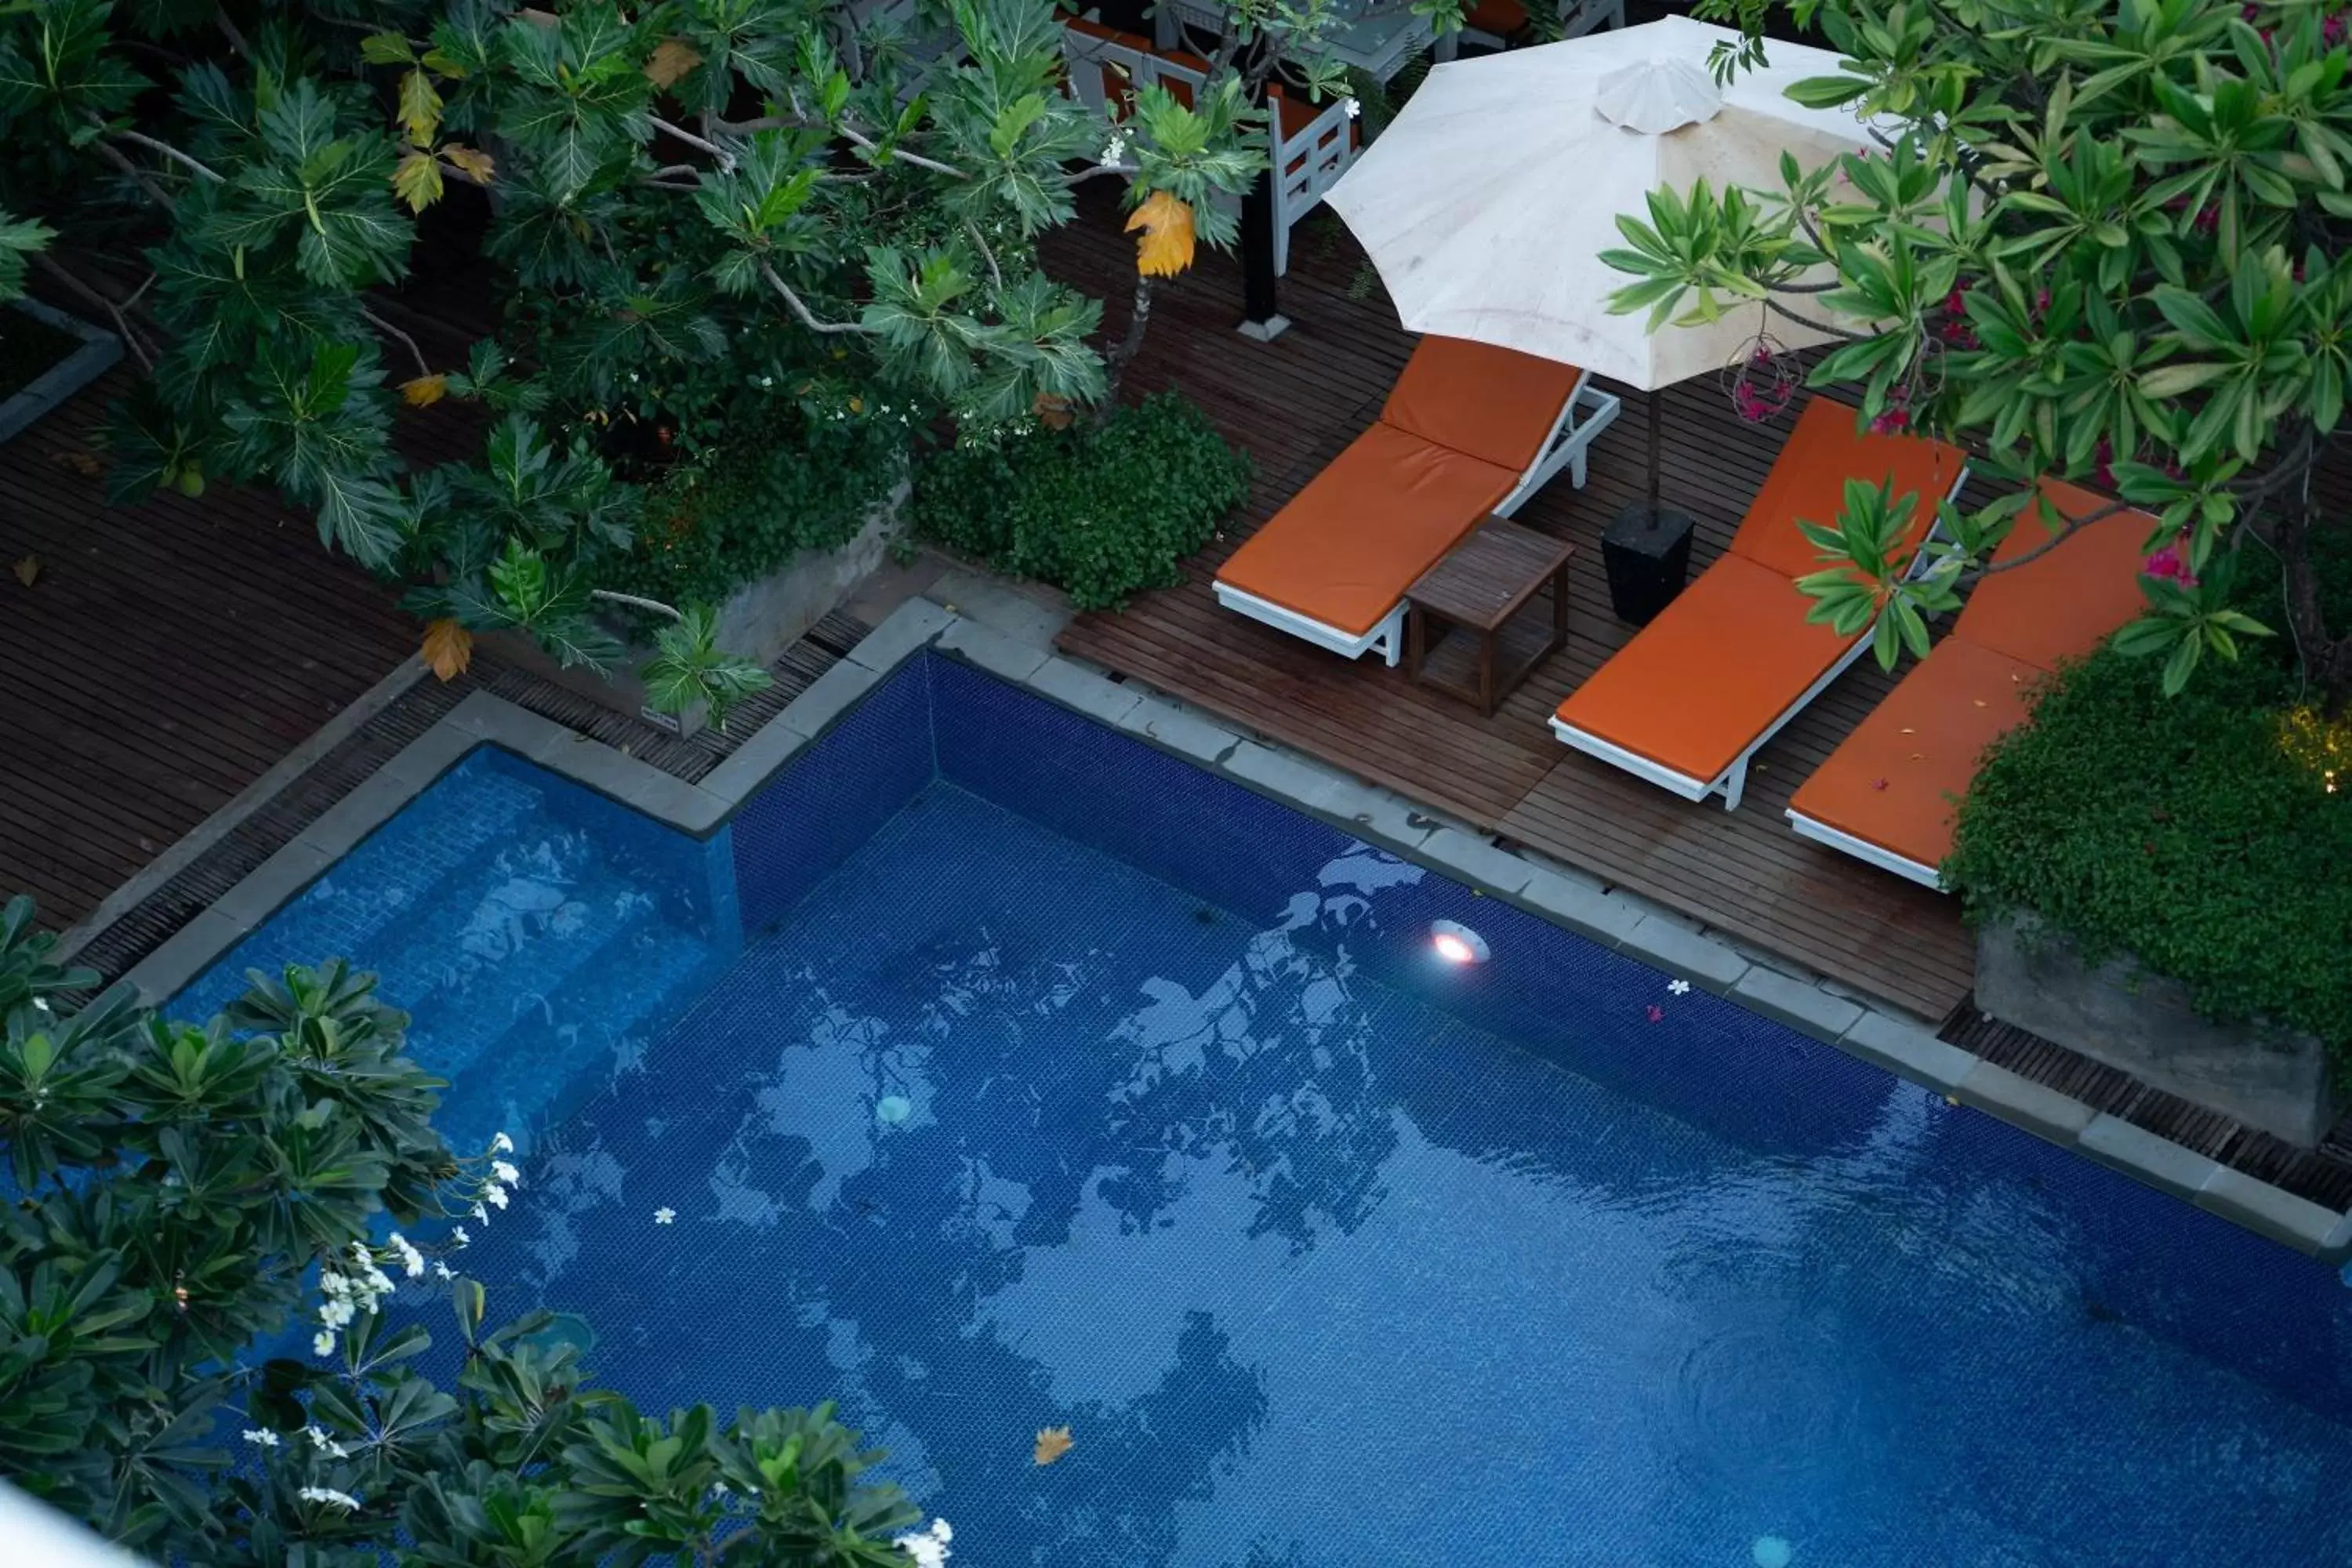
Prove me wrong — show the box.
[175,654,2352,1566]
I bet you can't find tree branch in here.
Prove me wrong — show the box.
[360,305,434,381]
[1069,162,1138,183]
[757,261,875,335]
[88,138,176,210]
[214,6,251,58]
[648,115,736,172]
[1764,297,1868,342]
[31,255,158,370]
[105,125,227,184]
[590,588,684,622]
[1969,495,2133,577]
[836,120,966,180]
[964,220,1004,292]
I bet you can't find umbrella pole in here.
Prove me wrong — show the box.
[1646,387,1663,511]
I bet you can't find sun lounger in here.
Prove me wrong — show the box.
[1784,479,2154,886]
[1548,396,1968,810]
[1214,336,1620,664]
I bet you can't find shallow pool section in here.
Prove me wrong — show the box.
[174,653,2352,1566]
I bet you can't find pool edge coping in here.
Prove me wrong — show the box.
[118,594,2352,1265]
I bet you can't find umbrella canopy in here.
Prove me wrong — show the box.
[1324,16,1875,390]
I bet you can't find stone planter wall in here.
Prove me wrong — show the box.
[488,482,906,737]
[0,299,122,445]
[1976,913,2343,1147]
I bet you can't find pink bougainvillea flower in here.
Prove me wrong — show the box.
[2142,535,2200,587]
[1646,1004,1665,1024]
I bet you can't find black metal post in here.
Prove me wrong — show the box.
[1237,166,1286,340]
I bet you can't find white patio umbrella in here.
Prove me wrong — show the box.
[1323,16,1880,510]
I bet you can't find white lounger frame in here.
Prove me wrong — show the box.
[1058,24,1356,278]
[1548,465,1970,812]
[1212,376,1623,665]
[1784,810,1944,888]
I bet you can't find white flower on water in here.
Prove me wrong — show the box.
[1667,979,1691,996]
[389,1233,425,1279]
[313,1330,336,1358]
[491,1132,514,1154]
[491,1160,521,1186]
[452,1225,470,1247]
[895,1518,953,1568]
[241,1429,279,1449]
[299,1487,361,1512]
[433,1261,454,1280]
[471,1203,488,1222]
[654,1207,677,1225]
[1342,96,1361,119]
[484,1184,510,1210]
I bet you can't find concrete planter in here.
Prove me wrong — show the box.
[0,299,122,445]
[1976,913,2342,1147]
[489,481,906,738]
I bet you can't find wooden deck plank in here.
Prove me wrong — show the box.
[1045,193,1976,1019]
[0,365,416,929]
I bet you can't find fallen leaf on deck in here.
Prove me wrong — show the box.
[1033,1426,1073,1465]
[1126,190,1196,278]
[1973,698,1987,707]
[12,555,40,586]
[52,449,102,477]
[422,618,474,681]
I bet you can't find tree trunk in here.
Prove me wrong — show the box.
[1095,273,1155,425]
[2272,504,2351,715]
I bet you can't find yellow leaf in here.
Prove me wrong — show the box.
[397,67,443,147]
[401,374,448,408]
[1124,190,1196,278]
[421,619,474,681]
[441,143,496,184]
[12,554,40,587]
[1033,1425,1073,1465]
[394,148,445,213]
[51,448,102,477]
[645,38,703,89]
[848,396,864,414]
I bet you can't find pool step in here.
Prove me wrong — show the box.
[165,757,546,1025]
[431,914,723,1154]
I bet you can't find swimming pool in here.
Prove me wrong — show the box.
[175,650,2352,1565]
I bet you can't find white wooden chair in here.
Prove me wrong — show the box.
[1060,20,1359,277]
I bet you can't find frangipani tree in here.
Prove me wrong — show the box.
[0,0,1272,720]
[1605,0,2352,710]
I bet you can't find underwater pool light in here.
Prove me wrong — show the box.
[1430,920,1490,965]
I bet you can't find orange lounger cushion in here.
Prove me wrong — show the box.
[1552,555,1861,784]
[1955,480,2157,670]
[1378,337,1587,475]
[1215,423,1519,637]
[1730,397,1968,580]
[1785,637,2041,869]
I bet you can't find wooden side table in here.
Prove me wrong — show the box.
[1403,517,1575,716]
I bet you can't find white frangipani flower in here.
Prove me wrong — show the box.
[298,1487,361,1512]
[1667,979,1691,996]
[241,1428,279,1449]
[491,1132,515,1154]
[1342,96,1361,119]
[313,1330,337,1358]
[491,1160,520,1185]
[653,1207,677,1225]
[452,1225,471,1247]
[894,1518,953,1568]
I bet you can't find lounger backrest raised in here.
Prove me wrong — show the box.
[1212,335,1621,666]
[1783,479,2157,887]
[1547,396,1969,811]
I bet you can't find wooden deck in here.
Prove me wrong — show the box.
[1047,201,1976,1021]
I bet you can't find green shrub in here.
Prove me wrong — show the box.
[586,402,907,612]
[1946,644,2352,1055]
[912,393,1251,612]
